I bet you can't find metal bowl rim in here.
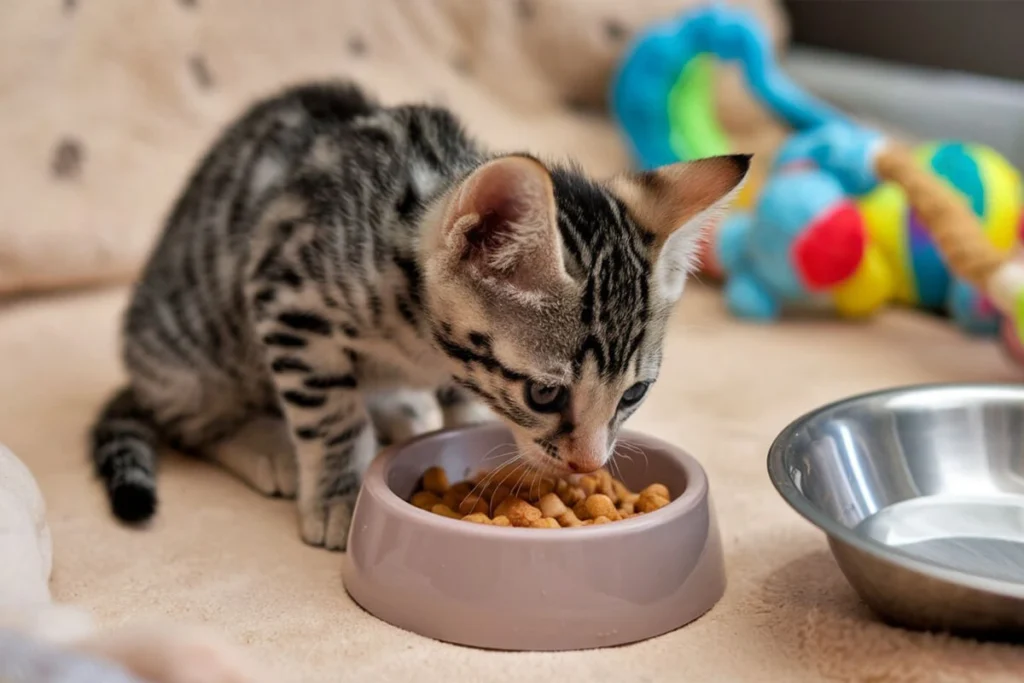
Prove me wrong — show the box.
[767,381,1024,599]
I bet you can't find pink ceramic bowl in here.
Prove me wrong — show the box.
[341,424,725,651]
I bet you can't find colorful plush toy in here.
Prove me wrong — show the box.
[611,4,1024,337]
[702,134,1023,329]
[858,141,1022,333]
[700,123,887,321]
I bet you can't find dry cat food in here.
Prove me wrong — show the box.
[408,464,674,528]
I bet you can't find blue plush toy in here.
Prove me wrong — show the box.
[713,122,890,321]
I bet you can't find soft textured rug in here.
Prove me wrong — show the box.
[2,284,1022,682]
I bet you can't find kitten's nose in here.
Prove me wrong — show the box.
[564,431,607,474]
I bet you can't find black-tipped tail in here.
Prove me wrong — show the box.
[90,386,159,524]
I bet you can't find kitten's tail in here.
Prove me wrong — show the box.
[89,386,160,523]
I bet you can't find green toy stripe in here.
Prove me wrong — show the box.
[1014,288,1024,344]
[667,54,730,161]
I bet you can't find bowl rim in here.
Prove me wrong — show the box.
[766,381,1024,600]
[361,424,709,542]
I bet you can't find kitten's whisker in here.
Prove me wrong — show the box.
[616,445,640,462]
[468,450,519,506]
[529,469,543,501]
[619,439,650,470]
[511,464,533,501]
[480,442,513,462]
[491,459,527,513]
[608,452,625,483]
[614,445,636,464]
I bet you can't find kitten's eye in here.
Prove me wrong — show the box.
[619,382,649,408]
[525,381,569,413]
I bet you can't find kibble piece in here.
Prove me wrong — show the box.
[457,494,490,516]
[483,463,521,483]
[641,483,670,500]
[619,500,636,515]
[598,478,618,502]
[490,485,512,510]
[594,469,615,496]
[584,494,619,521]
[579,475,599,496]
[422,467,449,494]
[530,517,560,529]
[581,519,594,526]
[635,491,670,514]
[560,486,586,507]
[592,515,612,525]
[573,499,591,521]
[537,492,568,518]
[430,504,463,520]
[556,509,582,527]
[442,489,466,511]
[534,478,556,498]
[411,491,441,510]
[493,496,514,519]
[461,513,492,525]
[450,481,474,496]
[505,498,543,527]
[491,515,511,527]
[612,479,631,500]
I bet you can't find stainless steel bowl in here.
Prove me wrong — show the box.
[767,383,1024,639]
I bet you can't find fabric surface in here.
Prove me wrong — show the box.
[0,0,786,297]
[1,285,1022,683]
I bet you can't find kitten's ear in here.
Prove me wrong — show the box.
[608,154,751,248]
[607,154,751,300]
[441,155,565,293]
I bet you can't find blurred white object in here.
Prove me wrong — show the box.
[0,442,53,607]
[0,441,97,644]
[0,443,262,681]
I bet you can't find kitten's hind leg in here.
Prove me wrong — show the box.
[205,416,297,498]
[436,383,497,429]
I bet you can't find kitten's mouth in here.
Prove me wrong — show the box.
[515,439,615,478]
[517,442,573,477]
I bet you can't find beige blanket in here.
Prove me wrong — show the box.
[0,0,784,297]
[4,1,1023,682]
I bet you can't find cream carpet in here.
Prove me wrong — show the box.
[2,284,1022,682]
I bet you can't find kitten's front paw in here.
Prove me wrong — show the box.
[299,495,356,551]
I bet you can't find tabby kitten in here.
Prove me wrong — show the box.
[90,81,749,551]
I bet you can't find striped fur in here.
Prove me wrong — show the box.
[90,81,749,551]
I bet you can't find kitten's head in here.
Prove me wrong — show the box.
[421,153,749,474]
